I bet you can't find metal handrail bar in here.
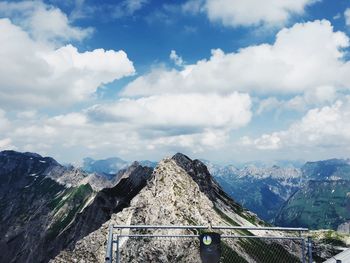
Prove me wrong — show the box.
[115,234,304,240]
[211,226,308,231]
[113,225,208,229]
[116,234,200,238]
[112,225,308,232]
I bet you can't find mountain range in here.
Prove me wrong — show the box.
[77,155,350,231]
[0,150,349,262]
[52,153,300,263]
[205,158,350,232]
[0,150,305,263]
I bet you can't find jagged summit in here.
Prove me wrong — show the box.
[172,153,256,218]
[52,154,279,263]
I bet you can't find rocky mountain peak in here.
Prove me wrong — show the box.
[53,154,269,262]
[172,153,247,216]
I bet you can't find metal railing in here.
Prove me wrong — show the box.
[105,225,312,263]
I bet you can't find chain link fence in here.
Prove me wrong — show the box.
[105,225,312,263]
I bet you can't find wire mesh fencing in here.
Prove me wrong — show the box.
[105,225,312,263]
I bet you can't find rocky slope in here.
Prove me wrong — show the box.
[0,150,152,263]
[53,154,301,263]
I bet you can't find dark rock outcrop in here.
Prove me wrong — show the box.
[0,151,153,263]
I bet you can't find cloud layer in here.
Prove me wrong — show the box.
[123,20,349,99]
[0,18,134,109]
[0,1,92,43]
[242,98,350,152]
[0,91,252,160]
[183,0,317,27]
[1,0,350,163]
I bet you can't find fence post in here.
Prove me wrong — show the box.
[299,230,306,263]
[307,236,313,263]
[105,225,113,263]
[116,235,120,263]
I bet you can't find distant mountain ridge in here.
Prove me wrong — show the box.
[82,156,157,177]
[82,157,129,176]
[276,159,350,230]
[2,150,350,263]
[205,161,302,222]
[206,158,350,230]
[302,158,350,181]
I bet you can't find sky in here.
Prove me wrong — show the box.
[1,0,350,164]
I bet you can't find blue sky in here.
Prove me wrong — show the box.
[1,0,350,164]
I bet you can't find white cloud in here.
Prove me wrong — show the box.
[87,92,252,131]
[240,134,281,150]
[0,19,135,109]
[170,50,184,67]
[183,0,317,27]
[333,13,341,20]
[125,0,148,13]
[1,92,251,159]
[257,86,338,114]
[243,98,350,151]
[148,129,229,152]
[113,0,149,18]
[256,97,282,115]
[0,109,10,132]
[345,8,350,26]
[122,20,350,98]
[0,1,92,43]
[182,0,204,14]
[0,138,15,150]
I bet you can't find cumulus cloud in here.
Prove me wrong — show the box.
[0,1,92,43]
[242,98,350,151]
[345,8,350,26]
[87,92,252,131]
[257,86,338,114]
[0,18,135,109]
[240,134,282,150]
[183,0,317,27]
[170,50,184,67]
[122,20,350,98]
[0,92,252,159]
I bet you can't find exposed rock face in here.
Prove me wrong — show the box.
[0,150,153,263]
[52,154,300,263]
